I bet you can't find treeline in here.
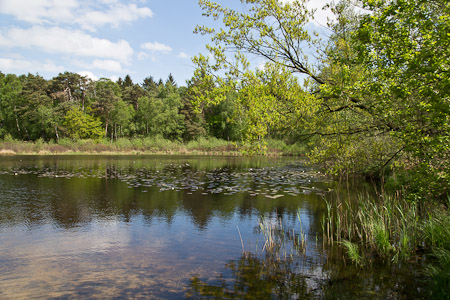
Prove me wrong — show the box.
[0,72,246,143]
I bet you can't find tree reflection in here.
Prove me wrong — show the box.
[186,253,316,299]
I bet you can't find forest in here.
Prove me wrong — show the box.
[0,72,246,144]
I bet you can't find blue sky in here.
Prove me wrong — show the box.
[0,0,336,86]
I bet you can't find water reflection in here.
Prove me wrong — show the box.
[0,155,424,299]
[187,251,428,300]
[187,254,319,299]
[0,155,330,230]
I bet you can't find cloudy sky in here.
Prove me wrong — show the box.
[0,0,335,86]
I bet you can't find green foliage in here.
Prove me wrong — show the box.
[342,240,363,266]
[421,210,450,299]
[352,0,450,200]
[0,73,22,138]
[136,85,184,140]
[111,100,135,139]
[90,78,121,137]
[193,0,450,201]
[185,137,235,152]
[63,107,103,140]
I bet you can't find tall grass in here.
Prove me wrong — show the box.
[258,211,308,261]
[421,210,450,299]
[0,136,313,155]
[322,192,420,263]
[322,191,450,297]
[0,137,240,155]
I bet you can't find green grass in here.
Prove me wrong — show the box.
[0,137,306,156]
[322,192,421,262]
[322,191,450,296]
[341,240,363,266]
[258,211,308,260]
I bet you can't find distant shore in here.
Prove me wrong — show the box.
[0,137,305,156]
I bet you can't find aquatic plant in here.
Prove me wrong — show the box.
[322,191,421,263]
[341,240,363,266]
[421,210,450,299]
[258,211,307,260]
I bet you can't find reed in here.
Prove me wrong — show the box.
[322,191,420,263]
[341,240,363,266]
[258,210,307,260]
[0,137,302,155]
[421,209,450,299]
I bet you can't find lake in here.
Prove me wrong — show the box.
[0,155,428,299]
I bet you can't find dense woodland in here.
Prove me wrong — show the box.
[0,72,248,143]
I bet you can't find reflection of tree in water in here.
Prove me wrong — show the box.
[186,254,316,299]
[187,214,430,300]
[186,250,429,300]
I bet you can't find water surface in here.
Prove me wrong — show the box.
[0,155,427,299]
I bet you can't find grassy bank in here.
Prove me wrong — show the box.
[321,191,450,298]
[0,137,306,156]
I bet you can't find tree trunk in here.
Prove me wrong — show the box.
[14,106,21,133]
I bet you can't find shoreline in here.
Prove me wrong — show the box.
[0,142,303,157]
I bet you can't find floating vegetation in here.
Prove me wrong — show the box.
[0,160,329,198]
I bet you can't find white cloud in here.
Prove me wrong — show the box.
[256,61,267,71]
[109,75,119,82]
[78,71,98,81]
[78,3,153,31]
[0,0,153,31]
[177,52,189,59]
[137,52,149,60]
[0,57,64,73]
[92,59,123,72]
[279,0,369,27]
[0,0,79,24]
[278,0,333,26]
[307,0,334,26]
[0,26,134,63]
[141,42,173,53]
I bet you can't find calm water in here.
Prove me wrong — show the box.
[0,156,427,299]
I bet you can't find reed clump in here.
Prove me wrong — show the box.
[421,210,450,298]
[323,191,450,293]
[322,192,421,264]
[259,211,307,260]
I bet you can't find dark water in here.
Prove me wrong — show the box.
[0,156,427,299]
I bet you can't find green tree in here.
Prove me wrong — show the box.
[63,107,103,140]
[353,0,450,198]
[193,0,450,199]
[90,78,121,138]
[18,73,54,140]
[122,84,146,110]
[111,100,135,139]
[142,76,160,101]
[0,73,22,138]
[136,85,184,139]
[179,86,207,141]
[166,73,177,87]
